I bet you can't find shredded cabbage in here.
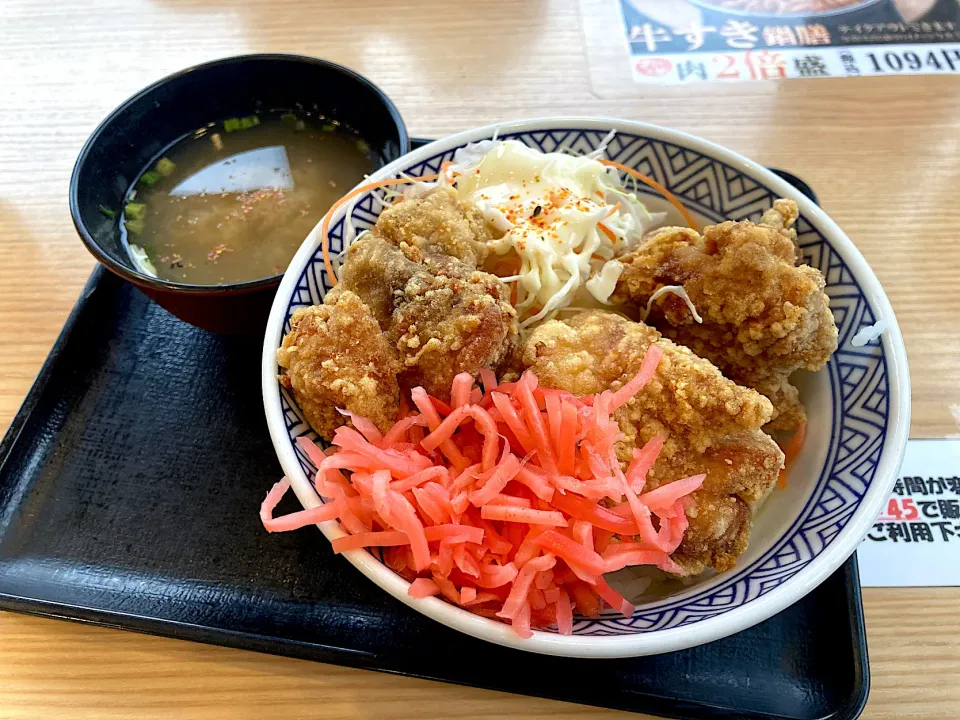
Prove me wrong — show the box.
[333,134,667,326]
[439,139,664,325]
[643,285,703,324]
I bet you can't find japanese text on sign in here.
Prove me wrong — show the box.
[858,440,960,588]
[867,477,960,544]
[618,0,960,85]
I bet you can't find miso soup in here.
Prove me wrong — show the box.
[121,112,375,284]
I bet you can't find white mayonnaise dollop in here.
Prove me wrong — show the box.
[442,139,664,326]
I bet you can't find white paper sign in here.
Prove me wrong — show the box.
[858,439,960,588]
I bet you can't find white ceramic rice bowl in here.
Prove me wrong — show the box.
[262,118,909,658]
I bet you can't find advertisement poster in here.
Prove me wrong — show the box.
[619,0,960,83]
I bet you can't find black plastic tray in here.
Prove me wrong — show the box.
[0,167,868,720]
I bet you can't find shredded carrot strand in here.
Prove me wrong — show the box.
[784,422,807,465]
[778,422,807,488]
[320,174,440,286]
[598,159,698,231]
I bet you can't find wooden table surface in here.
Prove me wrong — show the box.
[2,0,959,717]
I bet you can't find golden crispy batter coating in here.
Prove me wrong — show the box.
[671,431,785,572]
[340,235,517,401]
[679,493,751,574]
[760,198,800,242]
[390,267,517,399]
[613,199,837,430]
[750,375,807,433]
[277,291,401,441]
[521,310,783,574]
[374,187,492,267]
[698,431,788,506]
[521,311,773,457]
[279,189,516,438]
[336,228,483,329]
[337,232,423,329]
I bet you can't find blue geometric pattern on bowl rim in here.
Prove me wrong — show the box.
[275,129,888,636]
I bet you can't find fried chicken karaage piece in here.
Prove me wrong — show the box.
[760,198,800,240]
[277,291,402,440]
[521,310,784,574]
[612,199,838,431]
[389,264,517,398]
[335,230,423,328]
[337,231,517,400]
[279,189,517,439]
[374,186,492,267]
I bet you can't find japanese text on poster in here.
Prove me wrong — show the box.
[620,0,960,83]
